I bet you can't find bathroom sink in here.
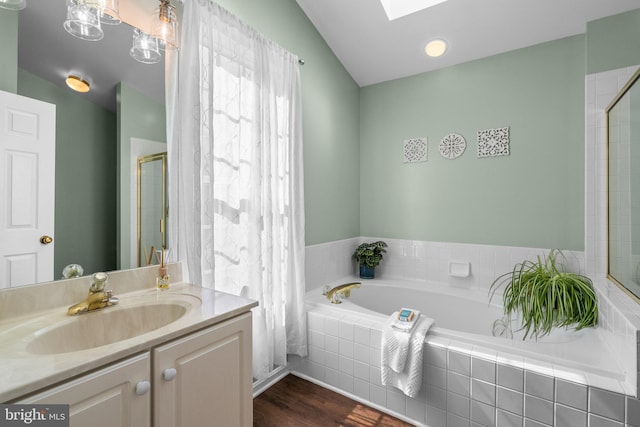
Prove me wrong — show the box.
[26,302,188,355]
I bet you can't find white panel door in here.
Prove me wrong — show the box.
[0,90,56,288]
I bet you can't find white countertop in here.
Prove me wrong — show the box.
[0,282,257,402]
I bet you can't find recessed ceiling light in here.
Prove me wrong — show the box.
[66,75,90,93]
[425,39,447,57]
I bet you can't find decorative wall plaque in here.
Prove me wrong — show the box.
[477,127,510,158]
[439,133,466,159]
[403,137,427,163]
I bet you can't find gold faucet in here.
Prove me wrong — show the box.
[67,272,119,315]
[324,282,361,304]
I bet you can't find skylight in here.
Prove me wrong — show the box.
[379,0,448,20]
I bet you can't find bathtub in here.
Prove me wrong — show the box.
[304,278,627,390]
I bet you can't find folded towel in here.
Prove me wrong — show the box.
[382,310,421,371]
[391,309,421,333]
[381,313,434,398]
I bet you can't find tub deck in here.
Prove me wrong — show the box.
[307,277,629,395]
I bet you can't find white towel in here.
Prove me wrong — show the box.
[382,310,421,372]
[390,309,421,333]
[381,313,434,398]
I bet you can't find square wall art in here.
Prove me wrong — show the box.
[403,137,427,163]
[477,127,510,158]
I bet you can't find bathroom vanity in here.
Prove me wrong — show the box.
[0,264,257,427]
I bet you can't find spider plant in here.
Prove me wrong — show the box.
[489,249,598,339]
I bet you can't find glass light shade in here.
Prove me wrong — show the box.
[130,28,161,64]
[150,0,178,50]
[65,75,90,93]
[100,0,121,25]
[75,0,119,25]
[64,0,103,41]
[79,0,103,8]
[0,0,26,11]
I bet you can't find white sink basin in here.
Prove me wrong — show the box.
[26,300,193,355]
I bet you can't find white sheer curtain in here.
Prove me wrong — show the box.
[166,0,307,381]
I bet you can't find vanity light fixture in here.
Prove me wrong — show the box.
[150,0,179,50]
[130,28,161,64]
[0,0,25,10]
[66,75,90,93]
[62,0,172,64]
[425,39,448,57]
[63,0,104,41]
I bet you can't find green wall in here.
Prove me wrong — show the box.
[587,9,640,75]
[9,1,640,266]
[353,9,640,251]
[0,9,18,93]
[360,36,586,250]
[117,82,167,269]
[167,3,640,251]
[212,0,361,245]
[17,70,117,277]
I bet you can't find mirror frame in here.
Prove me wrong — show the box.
[605,66,640,304]
[137,152,167,267]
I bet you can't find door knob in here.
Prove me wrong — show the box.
[40,235,53,245]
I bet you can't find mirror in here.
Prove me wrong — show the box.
[607,67,640,301]
[137,152,167,267]
[2,0,166,286]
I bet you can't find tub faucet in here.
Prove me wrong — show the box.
[324,282,361,304]
[67,272,119,316]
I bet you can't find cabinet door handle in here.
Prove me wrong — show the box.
[135,380,151,396]
[163,368,177,381]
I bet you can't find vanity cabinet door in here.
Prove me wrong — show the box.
[153,312,252,427]
[17,353,151,427]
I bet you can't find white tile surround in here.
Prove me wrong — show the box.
[304,237,587,294]
[304,235,638,382]
[292,66,640,427]
[296,236,640,426]
[586,64,640,398]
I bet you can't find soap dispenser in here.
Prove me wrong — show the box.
[156,247,170,290]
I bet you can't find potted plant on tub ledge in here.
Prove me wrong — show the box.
[489,249,598,340]
[353,241,387,279]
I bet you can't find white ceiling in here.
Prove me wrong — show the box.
[16,0,640,110]
[295,0,640,87]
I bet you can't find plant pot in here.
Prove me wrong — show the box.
[359,265,375,279]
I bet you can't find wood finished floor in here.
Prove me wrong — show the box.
[253,375,415,427]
